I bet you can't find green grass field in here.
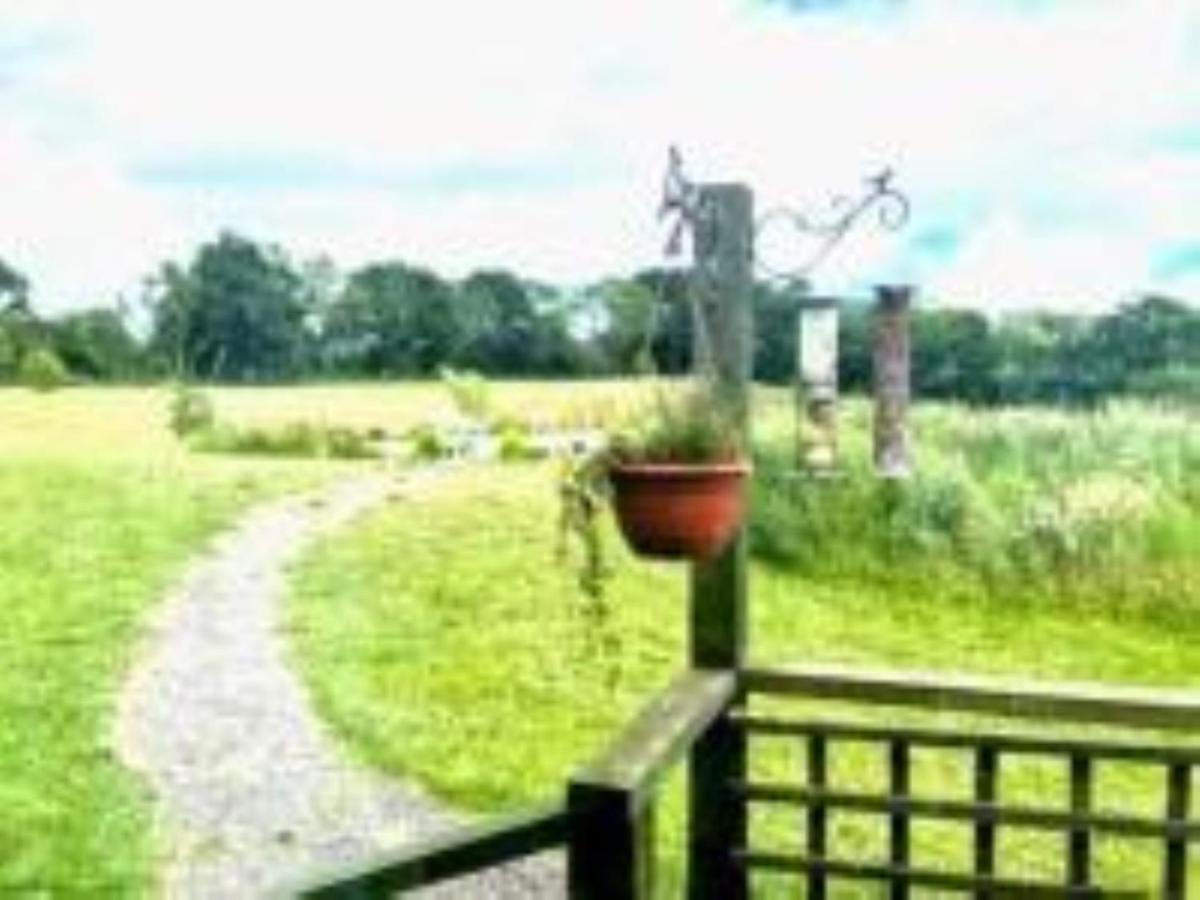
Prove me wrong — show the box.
[287,391,1200,895]
[4,382,1199,895]
[0,387,348,896]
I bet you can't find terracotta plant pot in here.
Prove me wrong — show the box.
[608,461,750,560]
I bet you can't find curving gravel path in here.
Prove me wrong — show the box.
[114,472,563,899]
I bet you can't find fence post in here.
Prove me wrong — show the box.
[873,284,913,479]
[567,782,655,900]
[688,182,753,900]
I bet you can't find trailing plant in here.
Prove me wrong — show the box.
[558,385,742,600]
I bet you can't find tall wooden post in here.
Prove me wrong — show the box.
[873,285,913,479]
[688,183,752,900]
[797,295,840,472]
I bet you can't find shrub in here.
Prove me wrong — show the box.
[407,423,448,461]
[192,422,379,459]
[168,384,215,437]
[19,347,69,392]
[496,422,540,461]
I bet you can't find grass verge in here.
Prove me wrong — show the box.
[0,387,336,895]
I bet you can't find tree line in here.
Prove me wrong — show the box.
[2,231,1198,406]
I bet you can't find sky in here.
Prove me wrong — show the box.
[2,0,1199,315]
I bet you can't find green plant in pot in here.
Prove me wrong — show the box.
[560,384,750,599]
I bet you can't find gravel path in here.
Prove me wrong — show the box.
[115,472,563,899]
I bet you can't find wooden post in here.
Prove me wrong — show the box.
[872,285,913,479]
[567,783,656,900]
[688,182,752,900]
[796,296,839,472]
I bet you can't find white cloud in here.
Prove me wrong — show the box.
[2,0,1199,312]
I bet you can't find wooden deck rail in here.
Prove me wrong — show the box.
[741,663,1200,731]
[568,669,737,900]
[280,803,571,899]
[283,670,736,899]
[735,664,1200,898]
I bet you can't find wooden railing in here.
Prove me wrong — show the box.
[282,803,570,898]
[568,669,737,898]
[735,664,1200,899]
[283,670,735,899]
[284,663,1199,898]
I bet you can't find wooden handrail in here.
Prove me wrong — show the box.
[281,802,570,898]
[742,663,1200,731]
[571,668,737,804]
[566,668,738,899]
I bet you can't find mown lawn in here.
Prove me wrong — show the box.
[288,397,1200,896]
[0,387,341,896]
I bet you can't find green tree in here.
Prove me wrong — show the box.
[50,308,144,380]
[588,278,658,375]
[19,346,69,391]
[912,307,998,404]
[0,258,29,310]
[454,270,540,373]
[325,261,457,376]
[0,257,40,364]
[146,233,308,381]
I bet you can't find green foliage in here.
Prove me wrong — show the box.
[145,232,309,382]
[168,383,215,437]
[19,346,69,391]
[50,308,144,380]
[495,421,538,461]
[0,326,17,379]
[1126,365,1200,407]
[750,399,1200,619]
[608,386,741,464]
[406,423,448,461]
[559,386,743,601]
[325,261,458,376]
[0,257,29,308]
[192,421,379,459]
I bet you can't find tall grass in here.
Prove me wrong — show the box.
[751,399,1200,621]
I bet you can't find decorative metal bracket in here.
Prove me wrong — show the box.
[658,146,911,283]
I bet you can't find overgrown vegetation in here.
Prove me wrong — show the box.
[750,399,1200,621]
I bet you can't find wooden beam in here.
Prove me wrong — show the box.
[688,181,753,900]
[571,669,736,802]
[742,663,1200,732]
[284,803,570,898]
[736,851,1136,898]
[734,715,1200,764]
[737,782,1200,840]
